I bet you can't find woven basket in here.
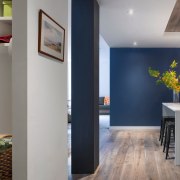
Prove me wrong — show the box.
[0,135,12,180]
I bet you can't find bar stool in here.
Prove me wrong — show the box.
[163,121,175,159]
[159,117,175,146]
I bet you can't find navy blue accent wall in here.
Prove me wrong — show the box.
[110,48,180,126]
[71,0,99,174]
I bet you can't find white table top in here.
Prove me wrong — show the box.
[163,103,180,112]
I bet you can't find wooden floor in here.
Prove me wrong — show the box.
[69,120,180,180]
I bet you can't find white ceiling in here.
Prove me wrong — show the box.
[98,0,180,48]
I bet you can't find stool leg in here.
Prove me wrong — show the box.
[173,127,175,141]
[166,127,171,159]
[159,119,162,141]
[163,125,167,152]
[161,121,166,146]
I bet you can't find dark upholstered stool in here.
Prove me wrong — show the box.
[159,117,175,146]
[163,121,175,159]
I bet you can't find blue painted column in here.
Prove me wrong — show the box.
[71,0,99,174]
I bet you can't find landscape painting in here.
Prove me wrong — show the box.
[38,9,65,62]
[44,21,62,53]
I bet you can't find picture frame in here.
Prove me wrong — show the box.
[38,9,65,62]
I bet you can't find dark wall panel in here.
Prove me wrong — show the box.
[71,0,99,174]
[110,48,180,126]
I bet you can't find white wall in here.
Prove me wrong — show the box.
[13,0,68,179]
[99,35,110,97]
[0,19,12,134]
[68,0,71,103]
[27,1,68,180]
[13,0,28,179]
[0,48,12,133]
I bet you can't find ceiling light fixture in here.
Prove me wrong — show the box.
[133,42,137,46]
[128,9,134,15]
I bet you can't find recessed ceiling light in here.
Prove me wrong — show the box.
[133,42,137,46]
[128,9,134,15]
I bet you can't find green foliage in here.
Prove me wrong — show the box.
[149,60,180,93]
[170,60,178,69]
[156,79,163,85]
[148,67,160,78]
[0,137,12,152]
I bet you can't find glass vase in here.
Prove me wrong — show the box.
[173,90,179,103]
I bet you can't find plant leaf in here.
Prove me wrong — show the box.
[148,67,160,78]
[170,60,178,69]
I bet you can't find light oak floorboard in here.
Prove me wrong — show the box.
[70,129,180,180]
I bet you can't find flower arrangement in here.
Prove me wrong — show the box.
[148,60,180,93]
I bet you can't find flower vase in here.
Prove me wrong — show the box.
[173,90,179,103]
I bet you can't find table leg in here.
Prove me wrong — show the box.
[175,111,180,165]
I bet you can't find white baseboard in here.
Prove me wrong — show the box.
[110,126,160,130]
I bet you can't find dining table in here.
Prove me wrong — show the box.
[162,103,180,165]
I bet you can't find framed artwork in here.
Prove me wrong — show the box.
[38,9,65,62]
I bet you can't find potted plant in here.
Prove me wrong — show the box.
[148,60,180,102]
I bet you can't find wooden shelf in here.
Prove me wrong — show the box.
[0,17,12,24]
